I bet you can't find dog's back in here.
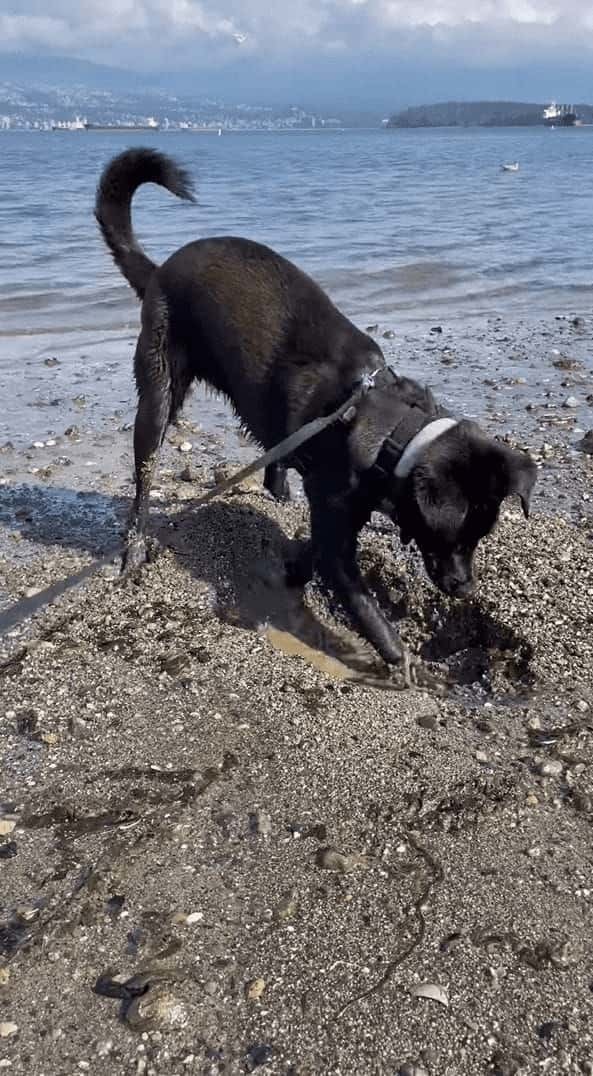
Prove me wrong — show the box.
[96,147,381,445]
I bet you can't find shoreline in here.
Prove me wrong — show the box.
[1,312,593,1073]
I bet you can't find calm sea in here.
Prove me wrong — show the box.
[0,126,592,344]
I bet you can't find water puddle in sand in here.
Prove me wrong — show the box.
[265,626,354,680]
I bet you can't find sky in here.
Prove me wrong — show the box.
[0,1,591,108]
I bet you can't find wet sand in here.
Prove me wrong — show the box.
[1,313,593,1075]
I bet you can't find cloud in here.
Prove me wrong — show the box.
[1,0,592,59]
[1,0,592,106]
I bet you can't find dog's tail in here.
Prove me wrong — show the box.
[95,147,195,301]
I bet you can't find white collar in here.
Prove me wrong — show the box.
[394,417,458,479]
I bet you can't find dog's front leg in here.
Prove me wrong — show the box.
[308,491,405,667]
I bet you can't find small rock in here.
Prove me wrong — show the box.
[563,396,579,409]
[0,820,16,837]
[159,652,190,677]
[40,731,59,746]
[553,357,581,370]
[69,716,90,739]
[382,329,396,339]
[430,325,443,334]
[178,441,193,453]
[417,714,438,731]
[250,810,272,837]
[273,890,298,922]
[44,356,60,366]
[179,464,193,482]
[399,1065,429,1076]
[245,978,266,1002]
[539,760,563,778]
[475,750,489,764]
[245,1044,273,1071]
[185,911,203,925]
[365,324,379,334]
[316,847,369,873]
[576,431,593,455]
[0,969,10,986]
[0,1023,18,1038]
[15,905,39,924]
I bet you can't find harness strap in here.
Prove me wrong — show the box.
[192,368,382,507]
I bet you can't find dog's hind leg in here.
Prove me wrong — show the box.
[122,321,190,574]
[264,462,291,502]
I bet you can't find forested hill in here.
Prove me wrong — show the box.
[387,101,593,127]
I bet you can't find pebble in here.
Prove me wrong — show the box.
[0,969,10,986]
[539,760,563,778]
[245,1044,273,1071]
[245,978,266,1002]
[251,810,272,837]
[273,890,298,922]
[185,911,203,925]
[0,820,16,836]
[417,713,438,731]
[399,1065,429,1076]
[0,1023,18,1038]
[475,750,489,763]
[365,324,379,333]
[178,441,193,453]
[316,847,368,873]
[563,396,579,409]
[576,428,593,454]
[382,329,396,339]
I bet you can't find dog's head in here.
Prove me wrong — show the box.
[386,419,537,598]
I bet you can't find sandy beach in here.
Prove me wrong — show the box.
[1,313,593,1075]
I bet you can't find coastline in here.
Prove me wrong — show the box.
[1,311,593,1073]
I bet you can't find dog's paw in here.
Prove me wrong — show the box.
[120,536,149,579]
[389,647,449,695]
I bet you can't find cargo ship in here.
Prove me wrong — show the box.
[84,117,160,131]
[543,102,578,127]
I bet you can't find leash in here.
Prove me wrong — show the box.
[192,368,383,507]
[0,369,382,637]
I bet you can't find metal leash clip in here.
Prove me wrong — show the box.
[340,367,382,424]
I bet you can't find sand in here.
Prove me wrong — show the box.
[1,313,593,1075]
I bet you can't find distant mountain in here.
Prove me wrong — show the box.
[0,52,382,127]
[387,100,593,128]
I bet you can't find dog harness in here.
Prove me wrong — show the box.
[192,365,458,507]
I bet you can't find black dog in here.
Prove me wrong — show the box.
[96,148,537,672]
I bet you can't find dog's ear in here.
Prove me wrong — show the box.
[501,449,538,519]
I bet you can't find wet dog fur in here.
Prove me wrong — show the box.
[95,147,537,669]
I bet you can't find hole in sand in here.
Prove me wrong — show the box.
[420,601,534,693]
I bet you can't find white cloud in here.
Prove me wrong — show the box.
[0,0,591,65]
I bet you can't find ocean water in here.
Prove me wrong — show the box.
[0,125,592,342]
